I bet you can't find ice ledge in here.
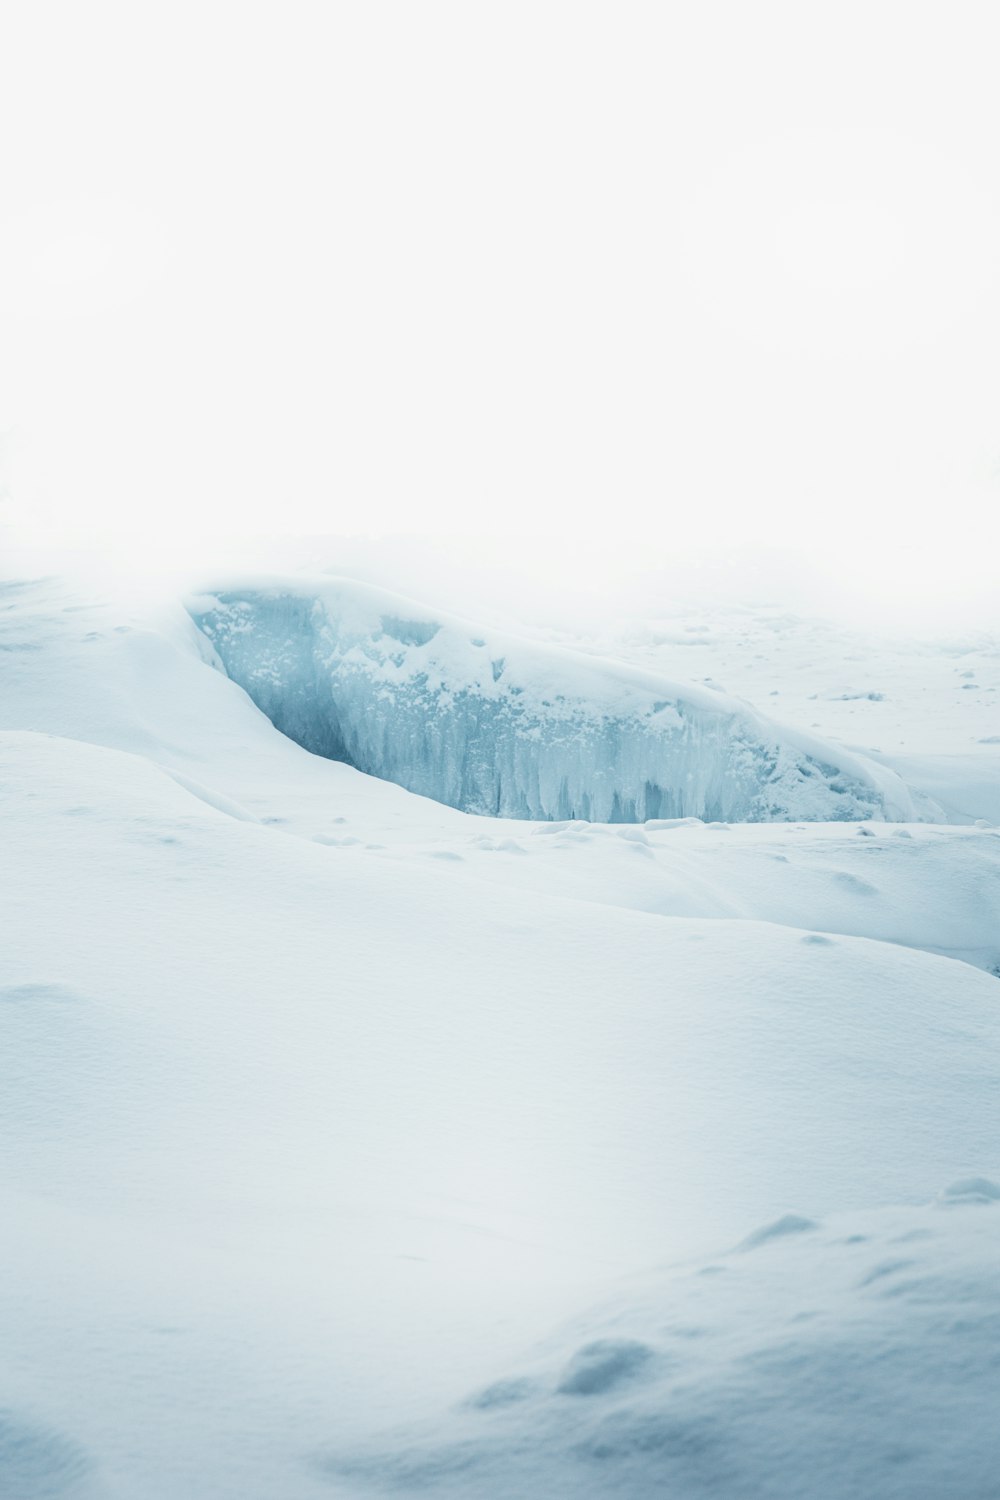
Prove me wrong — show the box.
[188,577,919,824]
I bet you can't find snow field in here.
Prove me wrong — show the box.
[1,571,999,1497]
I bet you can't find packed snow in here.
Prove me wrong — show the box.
[2,569,999,1499]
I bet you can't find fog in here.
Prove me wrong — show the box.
[2,1,999,629]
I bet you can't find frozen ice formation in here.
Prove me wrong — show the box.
[189,579,916,823]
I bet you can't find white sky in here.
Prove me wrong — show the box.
[2,1,999,617]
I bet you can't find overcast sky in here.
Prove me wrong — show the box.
[2,2,999,613]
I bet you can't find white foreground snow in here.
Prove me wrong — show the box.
[328,1187,1000,1500]
[1,572,999,1498]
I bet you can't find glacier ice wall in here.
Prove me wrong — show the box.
[189,580,916,824]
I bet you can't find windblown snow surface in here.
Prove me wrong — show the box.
[2,571,1000,1499]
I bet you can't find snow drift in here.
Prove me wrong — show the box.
[330,1187,1000,1500]
[190,579,916,823]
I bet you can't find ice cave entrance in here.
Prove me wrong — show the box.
[189,581,914,825]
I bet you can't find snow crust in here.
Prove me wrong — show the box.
[190,578,917,823]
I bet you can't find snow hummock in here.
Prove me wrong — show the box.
[190,578,919,823]
[328,1190,1000,1499]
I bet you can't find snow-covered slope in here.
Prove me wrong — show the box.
[334,1186,1000,1499]
[190,578,918,823]
[4,726,1000,1499]
[2,570,999,1499]
[379,818,1000,976]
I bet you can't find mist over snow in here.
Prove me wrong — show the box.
[4,1,1000,1496]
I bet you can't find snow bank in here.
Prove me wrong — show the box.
[326,1188,1000,1499]
[190,578,916,823]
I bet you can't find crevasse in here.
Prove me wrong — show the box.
[188,579,916,823]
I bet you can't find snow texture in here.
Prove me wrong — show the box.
[1,570,999,1499]
[190,578,917,823]
[327,1192,1000,1499]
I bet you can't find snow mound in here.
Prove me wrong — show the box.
[190,579,916,823]
[0,1409,96,1499]
[323,1192,1000,1499]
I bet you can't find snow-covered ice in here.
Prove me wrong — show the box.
[1,570,999,1498]
[191,578,918,823]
